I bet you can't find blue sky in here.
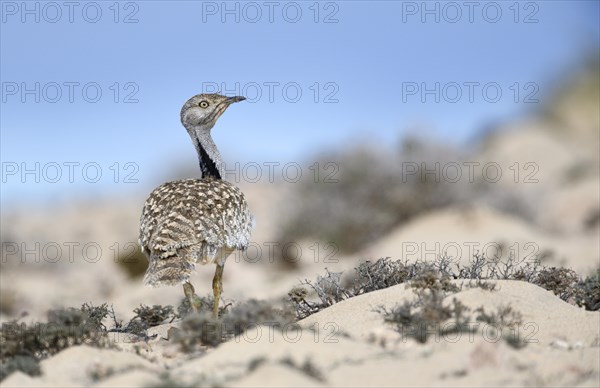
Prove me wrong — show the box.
[1,0,599,205]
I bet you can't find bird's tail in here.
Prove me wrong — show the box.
[143,252,194,287]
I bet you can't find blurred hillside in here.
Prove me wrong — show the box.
[276,60,600,261]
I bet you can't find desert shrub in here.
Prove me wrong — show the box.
[473,305,526,349]
[353,258,410,294]
[463,280,498,291]
[461,257,600,310]
[0,356,40,381]
[109,304,178,338]
[287,287,322,320]
[576,269,600,311]
[172,312,221,349]
[289,269,355,320]
[102,303,180,339]
[476,305,526,348]
[0,303,110,381]
[527,266,600,311]
[221,299,295,336]
[132,304,176,328]
[409,267,460,293]
[455,253,491,279]
[379,291,525,347]
[310,270,352,306]
[474,305,523,328]
[121,319,148,337]
[81,302,110,329]
[460,251,544,281]
[173,299,295,351]
[289,255,598,319]
[534,267,582,302]
[378,290,471,343]
[288,259,462,319]
[289,257,482,319]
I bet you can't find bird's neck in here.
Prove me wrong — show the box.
[191,127,223,179]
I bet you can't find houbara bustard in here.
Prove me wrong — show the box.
[139,93,254,318]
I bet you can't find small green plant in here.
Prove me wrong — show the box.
[378,290,471,343]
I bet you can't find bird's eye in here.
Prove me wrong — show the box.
[199,101,209,108]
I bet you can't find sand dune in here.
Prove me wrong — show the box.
[3,279,598,387]
[360,204,599,275]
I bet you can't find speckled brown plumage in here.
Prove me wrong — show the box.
[140,177,253,286]
[138,93,253,316]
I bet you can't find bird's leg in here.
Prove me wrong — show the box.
[212,263,224,319]
[183,281,202,313]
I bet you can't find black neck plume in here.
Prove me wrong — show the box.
[196,139,221,179]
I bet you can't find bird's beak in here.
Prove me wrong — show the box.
[227,96,246,104]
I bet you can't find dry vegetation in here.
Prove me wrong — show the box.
[172,299,295,350]
[0,303,111,380]
[287,255,600,319]
[377,295,526,348]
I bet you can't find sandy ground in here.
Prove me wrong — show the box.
[2,280,598,387]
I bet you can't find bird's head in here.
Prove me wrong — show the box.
[180,93,246,131]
